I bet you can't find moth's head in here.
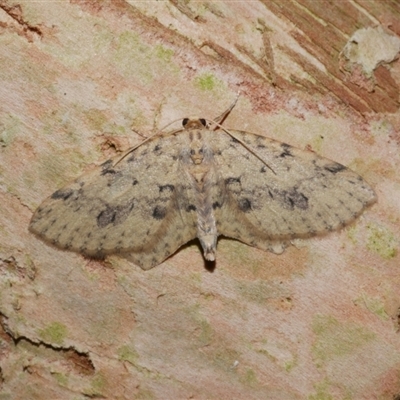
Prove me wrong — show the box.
[182,117,207,130]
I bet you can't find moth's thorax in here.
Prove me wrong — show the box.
[187,128,210,165]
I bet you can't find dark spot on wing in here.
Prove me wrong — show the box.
[51,188,74,201]
[186,204,196,212]
[100,168,116,176]
[212,201,222,209]
[279,144,293,157]
[41,207,52,216]
[324,163,346,174]
[238,198,252,212]
[97,207,116,227]
[153,144,161,152]
[97,202,135,228]
[100,160,113,170]
[103,169,123,186]
[159,184,175,193]
[152,205,166,220]
[225,177,241,185]
[260,166,267,173]
[279,188,309,210]
[132,179,138,186]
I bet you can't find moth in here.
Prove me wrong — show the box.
[29,101,376,269]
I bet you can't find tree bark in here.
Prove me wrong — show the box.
[0,1,399,399]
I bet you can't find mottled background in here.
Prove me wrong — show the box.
[0,1,399,399]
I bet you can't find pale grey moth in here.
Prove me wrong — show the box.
[29,102,376,269]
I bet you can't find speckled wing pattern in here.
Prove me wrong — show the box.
[211,130,376,253]
[30,133,199,270]
[30,119,376,269]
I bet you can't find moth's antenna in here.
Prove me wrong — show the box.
[207,92,275,173]
[114,118,184,166]
[204,118,277,175]
[210,92,240,128]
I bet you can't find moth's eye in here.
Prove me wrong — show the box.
[199,118,206,127]
[182,118,189,127]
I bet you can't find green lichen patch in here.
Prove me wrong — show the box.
[239,368,258,388]
[115,32,178,83]
[308,379,353,400]
[367,223,397,260]
[154,44,174,62]
[52,372,68,387]
[83,372,107,398]
[38,322,67,345]
[236,279,290,305]
[194,72,223,91]
[312,315,375,366]
[118,344,139,365]
[0,114,21,147]
[183,303,214,346]
[354,293,389,320]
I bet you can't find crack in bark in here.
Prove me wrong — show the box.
[0,313,95,376]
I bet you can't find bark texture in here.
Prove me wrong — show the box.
[0,1,399,399]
